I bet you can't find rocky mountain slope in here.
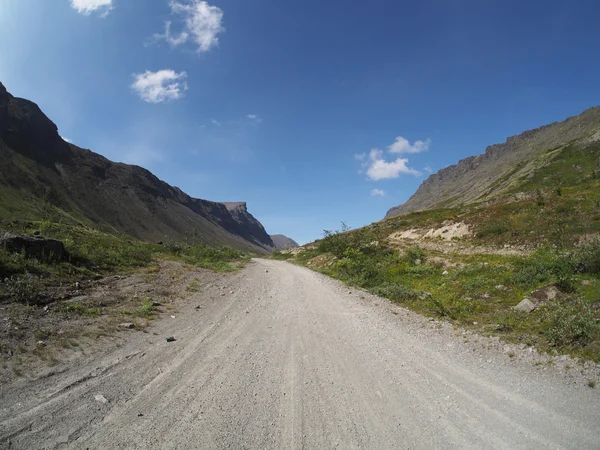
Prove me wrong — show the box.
[386,106,600,218]
[270,234,299,250]
[0,82,274,253]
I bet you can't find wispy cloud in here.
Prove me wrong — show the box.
[153,1,225,53]
[358,136,429,181]
[388,136,431,154]
[70,0,113,17]
[246,114,263,123]
[131,70,188,103]
[371,188,385,197]
[424,165,433,174]
[210,118,222,127]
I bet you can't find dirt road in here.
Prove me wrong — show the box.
[1,259,599,449]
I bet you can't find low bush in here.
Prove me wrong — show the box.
[370,282,416,301]
[573,239,600,274]
[4,274,43,305]
[546,299,597,348]
[405,245,425,264]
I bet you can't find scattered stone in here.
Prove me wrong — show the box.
[37,341,46,347]
[582,280,593,286]
[152,301,161,307]
[481,293,490,299]
[530,285,561,302]
[229,291,234,295]
[414,259,422,265]
[442,270,449,276]
[513,298,536,313]
[94,394,108,404]
[75,281,80,289]
[495,285,506,291]
[120,323,135,329]
[138,413,144,417]
[195,305,201,310]
[33,231,41,236]
[166,336,176,342]
[265,270,269,273]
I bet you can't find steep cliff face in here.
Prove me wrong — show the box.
[385,106,600,218]
[0,82,273,253]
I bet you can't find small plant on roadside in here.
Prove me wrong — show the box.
[4,274,43,305]
[137,298,155,318]
[589,379,597,388]
[545,299,597,348]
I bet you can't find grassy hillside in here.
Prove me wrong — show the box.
[278,140,600,362]
[0,220,249,306]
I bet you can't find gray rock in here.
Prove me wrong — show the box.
[495,285,507,291]
[0,232,68,262]
[94,394,108,404]
[120,323,135,329]
[513,298,536,313]
[166,336,176,342]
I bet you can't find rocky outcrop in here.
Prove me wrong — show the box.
[0,82,273,253]
[0,232,68,262]
[385,106,600,218]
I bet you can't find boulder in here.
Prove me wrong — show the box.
[530,285,561,303]
[0,232,68,262]
[513,298,536,313]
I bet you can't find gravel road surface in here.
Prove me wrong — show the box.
[1,259,599,449]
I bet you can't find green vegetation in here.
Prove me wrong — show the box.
[281,223,600,362]
[0,220,250,305]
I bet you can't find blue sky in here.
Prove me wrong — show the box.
[1,0,600,244]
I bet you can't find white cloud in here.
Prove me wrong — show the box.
[366,157,420,180]
[371,189,385,197]
[246,114,263,123]
[357,136,429,181]
[210,118,221,126]
[131,70,188,103]
[424,165,433,174]
[70,0,113,16]
[388,136,431,154]
[362,148,420,181]
[154,1,225,53]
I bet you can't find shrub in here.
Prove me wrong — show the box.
[476,223,509,238]
[573,239,600,274]
[371,282,416,301]
[4,274,43,304]
[546,299,597,348]
[512,250,572,287]
[405,245,425,264]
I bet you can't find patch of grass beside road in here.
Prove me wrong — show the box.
[281,224,600,362]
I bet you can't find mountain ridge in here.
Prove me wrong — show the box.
[385,105,600,218]
[0,82,274,253]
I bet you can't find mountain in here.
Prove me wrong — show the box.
[385,106,600,218]
[270,234,299,250]
[0,82,274,253]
